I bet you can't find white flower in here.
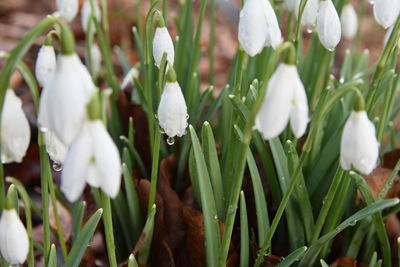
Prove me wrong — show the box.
[56,0,79,22]
[61,120,122,202]
[121,67,139,90]
[81,0,101,33]
[90,43,102,77]
[317,0,341,51]
[302,0,319,29]
[1,89,30,164]
[45,131,68,164]
[153,27,175,68]
[157,81,188,139]
[35,45,56,87]
[341,4,358,39]
[0,209,29,265]
[255,63,309,139]
[340,110,379,175]
[285,0,300,12]
[38,53,95,146]
[373,0,400,29]
[238,0,282,56]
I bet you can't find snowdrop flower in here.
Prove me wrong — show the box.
[340,110,379,175]
[81,0,101,33]
[341,4,358,39]
[1,89,30,164]
[90,43,102,77]
[373,0,400,29]
[0,208,29,265]
[56,0,79,22]
[38,53,95,146]
[45,131,68,165]
[153,16,174,68]
[35,45,56,87]
[317,0,341,51]
[284,0,299,13]
[238,0,282,56]
[301,0,319,29]
[121,66,140,90]
[157,67,188,143]
[255,63,309,139]
[61,119,122,202]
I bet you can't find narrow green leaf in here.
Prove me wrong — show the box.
[276,246,307,267]
[72,201,86,244]
[48,244,57,267]
[138,204,157,264]
[320,259,329,267]
[240,191,249,267]
[128,254,139,267]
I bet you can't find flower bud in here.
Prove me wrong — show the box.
[340,110,379,175]
[1,89,30,164]
[316,0,341,51]
[373,0,400,29]
[153,19,175,68]
[90,43,102,77]
[0,208,29,265]
[302,0,319,29]
[81,0,101,33]
[56,0,79,22]
[35,45,56,87]
[255,63,309,139]
[341,4,358,39]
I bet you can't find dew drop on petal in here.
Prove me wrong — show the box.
[185,114,189,120]
[306,28,313,34]
[167,136,175,145]
[160,128,165,134]
[53,161,63,171]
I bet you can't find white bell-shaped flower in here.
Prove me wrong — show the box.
[255,63,309,139]
[35,45,56,87]
[1,89,30,164]
[90,43,102,77]
[340,110,379,175]
[0,208,29,265]
[157,68,188,141]
[373,0,400,29]
[121,67,140,90]
[301,0,319,29]
[81,0,101,33]
[316,0,341,51]
[38,53,95,146]
[341,4,358,39]
[56,0,79,22]
[61,120,122,202]
[238,0,282,56]
[45,131,68,164]
[153,16,174,68]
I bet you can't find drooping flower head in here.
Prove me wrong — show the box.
[56,0,79,22]
[81,0,101,33]
[35,44,56,87]
[341,3,358,39]
[238,0,282,56]
[373,0,400,29]
[153,15,175,68]
[285,0,319,30]
[1,89,30,164]
[317,0,341,51]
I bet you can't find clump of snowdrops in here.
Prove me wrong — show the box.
[0,0,399,266]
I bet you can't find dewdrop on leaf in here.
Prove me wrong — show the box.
[317,0,341,51]
[56,0,79,22]
[152,15,174,68]
[373,0,400,29]
[255,63,309,139]
[35,45,56,87]
[157,67,188,143]
[340,110,379,175]
[341,3,358,39]
[1,89,30,164]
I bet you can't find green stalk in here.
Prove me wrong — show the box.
[233,49,245,97]
[147,128,161,214]
[294,0,308,48]
[209,0,216,85]
[101,193,118,267]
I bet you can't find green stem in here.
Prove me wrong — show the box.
[233,49,245,97]
[294,0,308,48]
[147,128,161,214]
[209,0,216,85]
[101,193,118,267]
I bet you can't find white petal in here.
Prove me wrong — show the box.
[284,0,300,12]
[373,0,400,29]
[238,0,268,56]
[341,4,358,39]
[89,121,122,198]
[90,43,102,77]
[0,209,29,265]
[317,0,341,51]
[153,27,175,68]
[39,54,95,146]
[302,0,319,28]
[340,111,379,175]
[1,89,30,163]
[256,64,293,139]
[56,0,79,22]
[262,0,283,49]
[289,68,309,138]
[157,82,188,138]
[45,131,68,164]
[35,45,56,87]
[61,127,92,202]
[121,67,140,90]
[81,0,101,33]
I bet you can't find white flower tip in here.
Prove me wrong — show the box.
[203,121,210,126]
[286,139,292,144]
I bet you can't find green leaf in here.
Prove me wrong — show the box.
[64,209,103,267]
[276,246,307,267]
[138,204,157,264]
[71,201,86,244]
[48,244,57,267]
[240,191,249,267]
[320,259,329,267]
[128,254,139,267]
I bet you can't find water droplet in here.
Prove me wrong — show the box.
[306,28,313,34]
[160,128,165,134]
[185,114,189,120]
[327,47,335,52]
[53,161,63,171]
[339,77,345,84]
[349,220,357,226]
[167,136,175,145]
[214,215,218,220]
[228,205,236,213]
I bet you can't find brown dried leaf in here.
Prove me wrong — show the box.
[329,256,368,267]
